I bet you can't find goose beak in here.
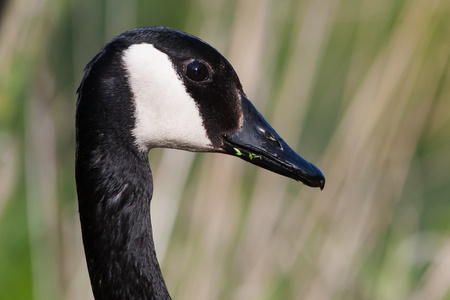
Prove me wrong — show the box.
[222,94,325,190]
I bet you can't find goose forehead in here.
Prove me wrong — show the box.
[122,43,212,152]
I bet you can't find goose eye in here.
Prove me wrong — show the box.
[186,60,209,82]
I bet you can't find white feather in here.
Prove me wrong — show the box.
[122,43,212,152]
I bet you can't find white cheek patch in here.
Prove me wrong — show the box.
[122,43,213,152]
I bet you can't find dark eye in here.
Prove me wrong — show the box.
[186,60,209,82]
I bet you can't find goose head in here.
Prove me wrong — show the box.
[77,26,325,189]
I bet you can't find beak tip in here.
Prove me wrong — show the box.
[308,164,325,190]
[319,179,325,190]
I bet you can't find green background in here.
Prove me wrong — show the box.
[1,0,450,299]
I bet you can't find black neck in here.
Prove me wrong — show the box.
[75,137,171,300]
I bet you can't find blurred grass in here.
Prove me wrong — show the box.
[1,0,450,299]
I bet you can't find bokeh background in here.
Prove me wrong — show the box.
[1,0,450,299]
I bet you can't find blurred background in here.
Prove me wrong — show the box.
[1,0,450,299]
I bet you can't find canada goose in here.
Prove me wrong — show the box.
[75,26,325,300]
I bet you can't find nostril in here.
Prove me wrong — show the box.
[264,131,276,142]
[264,132,282,148]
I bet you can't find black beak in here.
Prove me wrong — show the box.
[222,94,325,190]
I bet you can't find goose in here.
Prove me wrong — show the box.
[75,26,325,300]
